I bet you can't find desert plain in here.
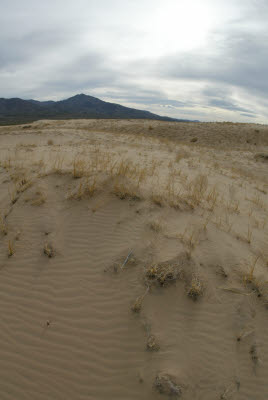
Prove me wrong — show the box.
[0,119,268,399]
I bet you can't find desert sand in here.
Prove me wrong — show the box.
[0,119,268,399]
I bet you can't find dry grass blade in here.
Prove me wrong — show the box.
[0,215,8,236]
[8,186,18,204]
[218,287,250,295]
[8,240,14,257]
[121,250,133,270]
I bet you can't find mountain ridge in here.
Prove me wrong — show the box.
[0,93,196,125]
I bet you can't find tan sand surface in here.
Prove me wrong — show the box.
[0,119,268,399]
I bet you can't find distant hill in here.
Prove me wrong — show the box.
[0,94,194,125]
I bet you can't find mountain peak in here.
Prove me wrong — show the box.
[68,93,94,100]
[73,93,88,98]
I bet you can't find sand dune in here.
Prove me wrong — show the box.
[0,119,268,399]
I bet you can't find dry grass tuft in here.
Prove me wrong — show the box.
[147,335,159,351]
[68,179,97,200]
[150,194,164,207]
[154,373,182,397]
[206,186,219,211]
[17,178,33,193]
[187,275,203,300]
[72,157,87,179]
[241,256,268,298]
[243,256,259,286]
[112,181,141,201]
[148,220,163,233]
[131,295,144,313]
[43,243,54,258]
[189,173,208,206]
[131,287,149,313]
[145,261,183,287]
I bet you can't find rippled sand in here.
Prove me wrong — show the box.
[0,119,268,399]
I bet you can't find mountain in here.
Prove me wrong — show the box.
[0,94,192,125]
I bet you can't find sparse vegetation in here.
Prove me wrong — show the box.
[145,260,183,287]
[112,180,140,201]
[150,194,164,207]
[44,243,54,258]
[187,275,203,300]
[148,219,163,233]
[154,373,182,397]
[242,256,268,297]
[68,179,97,200]
[1,118,268,399]
[147,334,159,351]
[131,287,149,313]
[72,157,87,179]
[8,186,18,204]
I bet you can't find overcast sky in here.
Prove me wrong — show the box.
[1,0,268,122]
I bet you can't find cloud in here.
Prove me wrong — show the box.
[240,113,257,118]
[0,28,79,70]
[0,0,267,122]
[151,28,268,96]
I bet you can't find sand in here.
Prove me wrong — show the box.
[0,119,268,399]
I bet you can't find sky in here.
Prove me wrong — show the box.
[1,0,268,122]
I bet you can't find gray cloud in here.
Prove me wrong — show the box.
[151,29,268,97]
[201,85,255,114]
[240,113,257,118]
[101,92,189,108]
[207,99,253,113]
[0,28,79,70]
